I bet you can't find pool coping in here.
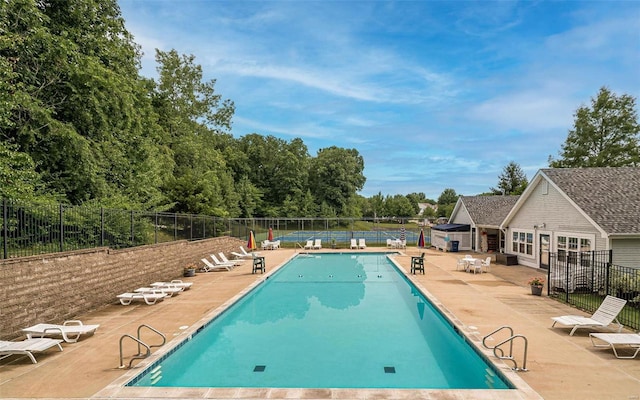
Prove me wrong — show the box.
[95,251,543,399]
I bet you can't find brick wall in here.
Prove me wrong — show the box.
[0,237,244,340]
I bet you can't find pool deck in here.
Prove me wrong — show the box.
[1,248,639,400]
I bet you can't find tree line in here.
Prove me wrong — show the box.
[1,1,638,220]
[0,0,368,218]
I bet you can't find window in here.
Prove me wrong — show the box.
[512,230,533,256]
[557,235,592,264]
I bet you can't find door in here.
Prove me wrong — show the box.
[539,234,550,270]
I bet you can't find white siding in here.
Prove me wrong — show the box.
[507,177,602,268]
[612,238,640,267]
[451,203,473,225]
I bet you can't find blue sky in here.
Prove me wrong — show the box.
[119,0,640,200]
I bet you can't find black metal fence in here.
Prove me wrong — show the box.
[1,199,431,259]
[548,250,640,330]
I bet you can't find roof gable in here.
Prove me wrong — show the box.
[457,195,520,227]
[540,167,640,234]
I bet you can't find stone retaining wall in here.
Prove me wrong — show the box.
[0,237,244,340]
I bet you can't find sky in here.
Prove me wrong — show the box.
[118,0,640,200]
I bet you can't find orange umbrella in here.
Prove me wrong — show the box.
[247,230,257,251]
[268,227,274,241]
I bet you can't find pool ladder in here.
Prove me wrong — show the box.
[119,324,166,368]
[482,326,528,372]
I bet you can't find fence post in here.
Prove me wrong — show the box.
[2,198,7,259]
[59,203,64,253]
[174,213,177,241]
[130,211,134,247]
[154,213,158,244]
[100,208,104,247]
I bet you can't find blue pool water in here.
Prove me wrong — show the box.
[129,253,511,389]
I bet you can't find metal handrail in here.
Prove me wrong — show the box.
[119,334,150,369]
[482,325,528,371]
[136,324,166,355]
[492,334,528,371]
[119,324,166,369]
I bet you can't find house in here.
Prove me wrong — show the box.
[446,195,520,253]
[500,167,640,269]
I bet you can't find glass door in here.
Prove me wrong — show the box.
[539,234,550,270]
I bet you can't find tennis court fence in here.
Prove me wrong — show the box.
[1,198,431,259]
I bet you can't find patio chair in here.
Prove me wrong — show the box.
[219,252,246,266]
[117,292,168,305]
[135,286,183,297]
[456,257,467,271]
[22,320,100,343]
[469,258,483,274]
[150,280,193,290]
[231,247,255,259]
[0,338,63,364]
[589,332,640,359]
[313,239,322,249]
[551,295,627,336]
[411,253,425,274]
[201,258,233,272]
[350,239,358,249]
[304,240,314,250]
[211,254,236,268]
[481,256,492,273]
[386,238,394,248]
[358,238,366,249]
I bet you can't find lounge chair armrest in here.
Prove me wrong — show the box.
[63,320,84,326]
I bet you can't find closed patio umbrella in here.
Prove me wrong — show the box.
[247,230,257,251]
[268,227,273,241]
[417,228,425,248]
[399,223,406,242]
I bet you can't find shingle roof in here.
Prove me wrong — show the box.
[460,195,520,227]
[541,167,640,234]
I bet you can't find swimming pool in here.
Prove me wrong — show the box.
[128,253,512,389]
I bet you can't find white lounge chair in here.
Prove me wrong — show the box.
[269,240,280,250]
[358,238,366,249]
[22,320,100,343]
[313,239,322,249]
[135,286,183,297]
[350,239,358,249]
[219,252,246,266]
[551,295,627,336]
[201,258,232,272]
[0,338,63,364]
[304,240,314,250]
[150,280,193,290]
[386,238,394,248]
[117,292,168,305]
[210,254,236,268]
[589,332,640,359]
[231,247,254,259]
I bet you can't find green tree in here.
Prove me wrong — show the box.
[549,87,640,167]
[436,188,458,218]
[490,161,528,195]
[235,134,310,215]
[385,194,416,218]
[437,188,458,206]
[309,147,366,217]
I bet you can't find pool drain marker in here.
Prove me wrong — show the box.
[384,366,396,373]
[253,365,266,372]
